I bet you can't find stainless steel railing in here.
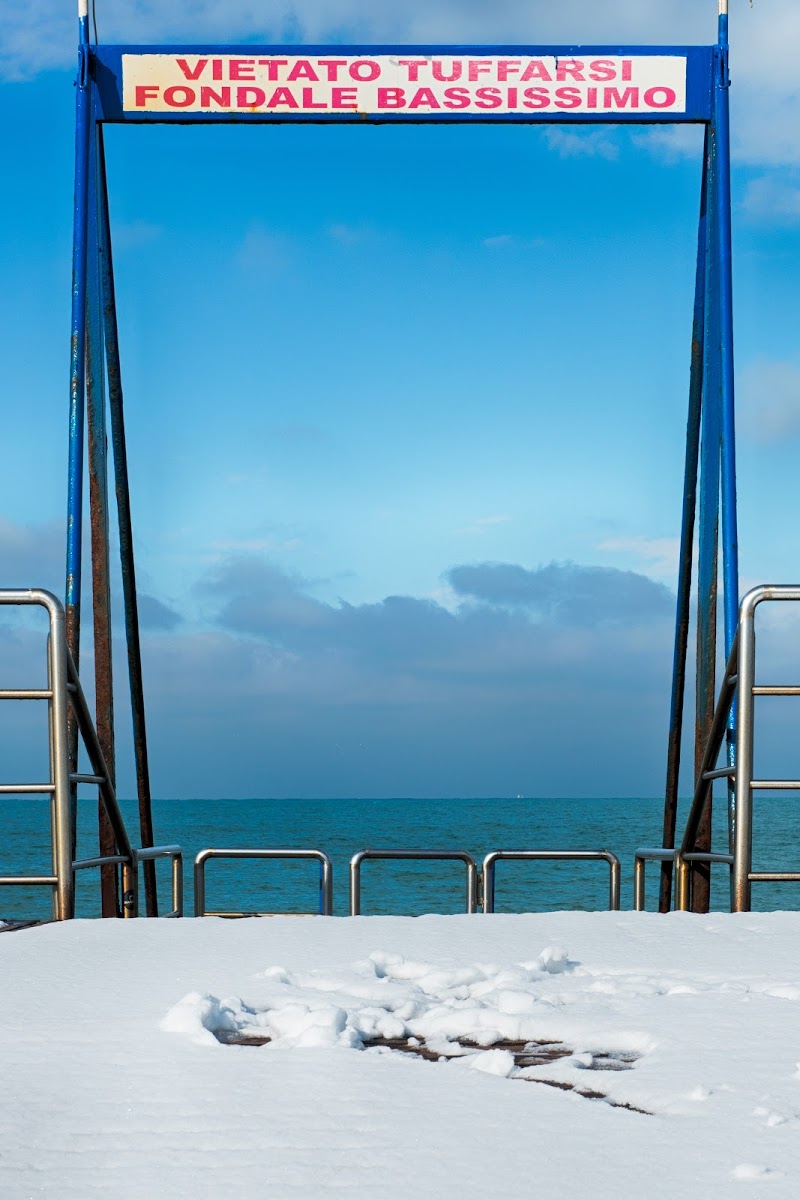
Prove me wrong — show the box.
[0,590,72,918]
[349,849,479,915]
[731,585,800,911]
[193,845,624,916]
[482,849,621,912]
[134,846,183,917]
[194,848,333,916]
[0,589,182,919]
[635,585,800,912]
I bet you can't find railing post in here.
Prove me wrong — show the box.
[47,594,75,920]
[732,590,759,912]
[675,853,691,912]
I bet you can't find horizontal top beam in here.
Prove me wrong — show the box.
[91,44,716,124]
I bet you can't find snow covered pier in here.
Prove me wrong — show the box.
[2,911,800,1197]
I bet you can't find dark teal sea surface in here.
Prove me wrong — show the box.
[2,794,799,921]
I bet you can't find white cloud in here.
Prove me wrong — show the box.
[327,222,376,245]
[112,220,163,251]
[741,176,800,224]
[5,3,800,168]
[596,535,680,580]
[481,234,546,250]
[453,515,511,535]
[738,359,800,442]
[208,537,302,554]
[633,124,705,164]
[543,128,619,162]
[235,224,292,272]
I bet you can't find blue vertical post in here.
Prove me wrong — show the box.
[692,115,722,913]
[66,2,91,661]
[716,5,740,855]
[65,3,92,859]
[659,128,709,913]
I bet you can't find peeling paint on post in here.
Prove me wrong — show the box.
[659,127,708,914]
[87,119,119,918]
[97,129,159,915]
[692,120,722,914]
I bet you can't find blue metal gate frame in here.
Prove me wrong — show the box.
[67,6,737,914]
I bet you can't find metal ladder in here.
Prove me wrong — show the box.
[635,585,800,912]
[0,589,182,920]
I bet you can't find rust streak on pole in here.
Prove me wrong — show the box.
[97,128,158,915]
[87,121,119,917]
[659,127,708,913]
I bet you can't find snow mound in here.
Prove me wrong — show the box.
[161,947,648,1071]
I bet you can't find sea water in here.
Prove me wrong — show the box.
[3,794,800,922]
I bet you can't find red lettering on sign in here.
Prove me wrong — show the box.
[468,61,492,81]
[554,86,582,109]
[176,59,208,80]
[331,87,358,108]
[317,59,347,81]
[557,59,585,81]
[604,86,638,109]
[432,60,461,82]
[349,60,380,81]
[408,87,441,109]
[212,60,223,81]
[288,60,319,82]
[266,87,299,109]
[589,59,616,82]
[378,87,406,109]
[256,59,288,81]
[507,87,518,107]
[237,87,266,107]
[644,86,677,108]
[200,86,231,108]
[475,86,502,109]
[163,85,195,107]
[135,85,159,106]
[587,87,598,108]
[230,59,256,81]
[164,86,195,108]
[398,60,427,81]
[498,60,522,81]
[520,61,553,82]
[443,87,470,109]
[522,86,550,109]
[301,87,328,109]
[622,60,633,81]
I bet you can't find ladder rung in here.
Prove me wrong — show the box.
[0,874,58,886]
[69,773,106,786]
[702,767,735,781]
[752,686,800,696]
[73,854,128,871]
[0,784,54,794]
[681,851,734,864]
[749,871,800,882]
[750,780,800,790]
[0,689,52,700]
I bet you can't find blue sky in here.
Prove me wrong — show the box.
[2,1,800,799]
